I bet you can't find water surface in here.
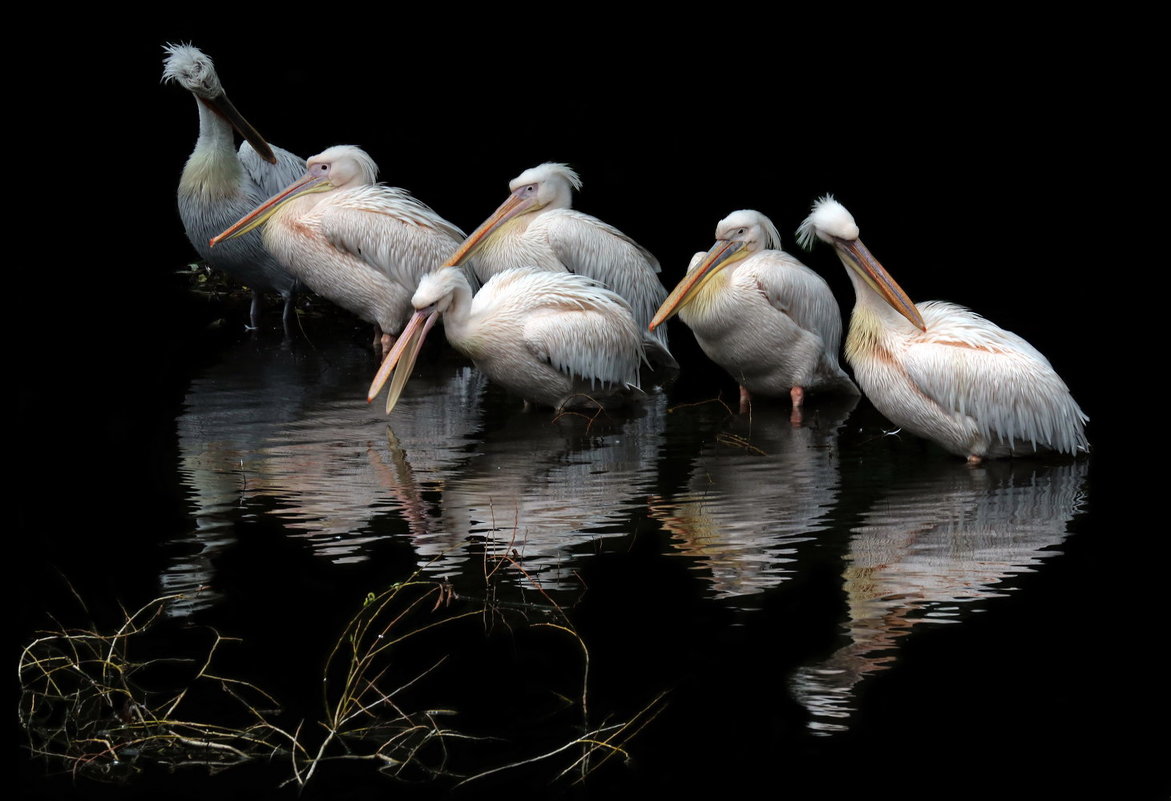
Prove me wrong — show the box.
[22,323,1153,800]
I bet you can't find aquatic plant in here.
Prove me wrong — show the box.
[19,561,666,793]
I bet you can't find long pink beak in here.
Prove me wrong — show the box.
[650,239,746,330]
[367,306,441,414]
[444,189,536,266]
[833,236,926,331]
[209,170,329,247]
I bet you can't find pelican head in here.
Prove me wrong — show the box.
[796,196,925,331]
[650,209,781,330]
[162,43,225,100]
[410,266,466,316]
[445,162,582,267]
[210,145,377,246]
[715,209,783,253]
[367,267,469,414]
[302,145,379,189]
[162,43,277,165]
[508,162,581,211]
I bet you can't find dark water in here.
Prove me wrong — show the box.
[18,307,1160,800]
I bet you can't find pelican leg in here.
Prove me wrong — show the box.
[373,325,398,356]
[247,290,262,331]
[739,386,752,415]
[280,290,296,336]
[789,386,806,426]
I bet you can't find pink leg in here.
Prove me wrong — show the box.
[789,386,805,426]
[739,385,752,414]
[373,324,397,357]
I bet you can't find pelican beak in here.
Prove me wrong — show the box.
[649,240,747,330]
[367,305,441,414]
[833,236,926,331]
[445,188,539,266]
[200,93,277,164]
[210,171,331,246]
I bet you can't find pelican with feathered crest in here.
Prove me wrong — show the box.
[163,43,305,329]
[796,196,1088,462]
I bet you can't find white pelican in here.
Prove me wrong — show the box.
[163,43,306,330]
[367,266,646,415]
[650,209,858,417]
[796,196,1089,463]
[442,162,677,371]
[210,145,469,354]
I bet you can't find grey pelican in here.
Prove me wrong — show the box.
[163,43,305,329]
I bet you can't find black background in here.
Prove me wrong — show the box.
[18,15,1160,801]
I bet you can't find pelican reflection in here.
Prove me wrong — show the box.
[169,337,485,616]
[406,390,669,592]
[649,395,857,602]
[789,458,1089,734]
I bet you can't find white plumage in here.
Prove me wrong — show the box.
[797,195,1089,462]
[368,266,646,414]
[443,162,676,370]
[652,209,858,415]
[163,43,306,329]
[211,145,469,353]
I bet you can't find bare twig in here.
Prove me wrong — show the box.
[21,565,667,794]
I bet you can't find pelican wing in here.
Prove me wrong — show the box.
[541,210,668,333]
[744,251,844,356]
[316,185,467,287]
[518,274,645,390]
[239,142,307,197]
[902,301,1089,453]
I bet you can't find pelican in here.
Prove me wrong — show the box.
[367,266,646,415]
[211,145,469,354]
[441,162,677,371]
[650,210,858,417]
[163,43,305,329]
[796,196,1089,463]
